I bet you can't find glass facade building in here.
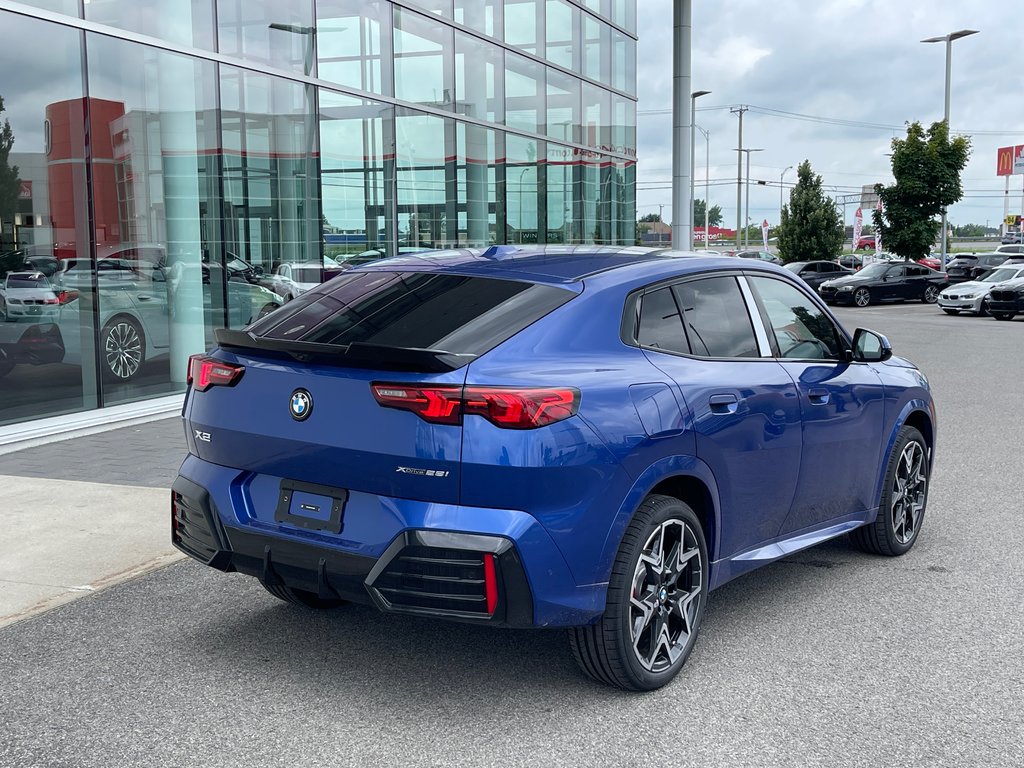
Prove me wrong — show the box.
[0,0,636,427]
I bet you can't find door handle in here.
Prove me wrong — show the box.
[709,394,738,414]
[808,388,830,405]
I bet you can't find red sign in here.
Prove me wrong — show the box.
[997,145,1024,177]
[18,181,32,199]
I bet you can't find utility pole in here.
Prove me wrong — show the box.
[671,1,693,251]
[731,106,748,248]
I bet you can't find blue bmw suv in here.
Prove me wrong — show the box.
[173,246,935,691]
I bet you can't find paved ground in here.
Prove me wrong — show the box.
[1,302,1022,767]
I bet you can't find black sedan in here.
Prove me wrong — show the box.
[784,260,854,289]
[818,261,948,307]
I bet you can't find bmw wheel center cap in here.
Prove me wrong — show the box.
[289,389,313,421]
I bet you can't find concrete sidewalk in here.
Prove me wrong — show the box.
[0,416,187,628]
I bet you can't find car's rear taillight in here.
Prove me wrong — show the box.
[187,354,244,392]
[57,290,78,305]
[371,383,579,429]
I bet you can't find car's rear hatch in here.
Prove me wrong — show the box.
[185,269,576,505]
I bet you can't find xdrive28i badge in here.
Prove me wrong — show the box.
[289,389,313,421]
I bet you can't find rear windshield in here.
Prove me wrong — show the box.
[7,274,50,289]
[248,271,574,358]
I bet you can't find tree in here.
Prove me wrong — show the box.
[693,198,723,227]
[775,160,843,264]
[639,212,662,223]
[873,121,970,261]
[0,95,20,252]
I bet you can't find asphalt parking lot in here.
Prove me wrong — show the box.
[1,301,1022,768]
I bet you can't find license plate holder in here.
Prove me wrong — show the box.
[274,479,347,534]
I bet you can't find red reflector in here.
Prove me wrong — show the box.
[188,354,244,392]
[483,553,498,616]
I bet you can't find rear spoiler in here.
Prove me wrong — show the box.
[213,328,476,373]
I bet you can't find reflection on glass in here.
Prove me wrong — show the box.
[547,69,581,144]
[320,91,393,263]
[404,0,453,17]
[506,135,540,245]
[0,13,94,425]
[504,0,541,56]
[394,8,455,110]
[455,31,503,124]
[505,53,544,135]
[547,143,576,245]
[218,0,316,75]
[317,0,393,96]
[86,0,215,50]
[456,123,496,247]
[454,0,502,38]
[583,14,610,85]
[613,159,636,245]
[583,82,610,149]
[396,111,447,251]
[546,0,579,71]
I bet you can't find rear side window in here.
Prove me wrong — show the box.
[248,271,574,358]
[637,287,688,354]
[672,276,759,358]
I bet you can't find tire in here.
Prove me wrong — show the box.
[978,300,989,317]
[850,425,929,557]
[941,308,958,315]
[922,285,939,304]
[993,312,1015,321]
[260,580,347,609]
[853,287,871,307]
[569,495,708,691]
[101,316,145,381]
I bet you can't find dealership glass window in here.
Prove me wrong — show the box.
[395,110,448,251]
[316,0,393,96]
[504,0,541,57]
[580,151,605,243]
[405,0,453,17]
[86,33,222,404]
[455,122,497,247]
[546,143,578,245]
[505,52,544,135]
[612,159,636,245]
[583,14,610,85]
[611,30,636,94]
[9,0,79,15]
[455,0,502,38]
[85,0,215,50]
[0,13,94,425]
[546,69,580,144]
[455,31,503,124]
[545,0,579,71]
[505,135,541,245]
[320,91,392,262]
[611,94,635,156]
[218,0,316,76]
[393,8,455,111]
[582,82,610,149]
[220,65,320,308]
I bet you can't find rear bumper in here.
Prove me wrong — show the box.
[171,459,605,628]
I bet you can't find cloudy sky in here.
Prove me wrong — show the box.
[635,0,1022,232]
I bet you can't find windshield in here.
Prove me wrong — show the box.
[982,268,1023,283]
[6,274,50,289]
[783,262,804,273]
[856,263,891,279]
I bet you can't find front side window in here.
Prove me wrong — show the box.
[748,277,844,360]
[672,276,759,359]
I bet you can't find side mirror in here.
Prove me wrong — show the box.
[851,328,893,362]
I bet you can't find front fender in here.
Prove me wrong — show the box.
[596,455,722,584]
[872,397,935,512]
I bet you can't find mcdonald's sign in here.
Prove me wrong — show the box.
[997,145,1024,176]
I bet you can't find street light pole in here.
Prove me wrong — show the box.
[779,165,793,220]
[689,90,711,249]
[738,148,763,249]
[922,29,978,268]
[696,125,710,248]
[671,1,693,251]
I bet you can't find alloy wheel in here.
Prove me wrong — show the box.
[891,441,927,545]
[104,320,143,380]
[854,288,871,307]
[629,518,703,673]
[923,286,939,303]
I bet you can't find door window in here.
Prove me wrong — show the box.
[672,277,759,359]
[748,277,844,360]
[636,287,688,354]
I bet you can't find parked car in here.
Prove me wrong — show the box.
[917,256,942,270]
[783,260,854,289]
[0,321,65,380]
[1000,232,1022,245]
[736,250,780,264]
[269,262,327,300]
[173,246,935,692]
[987,282,1024,320]
[936,264,1024,315]
[995,243,1024,255]
[837,254,863,270]
[0,272,64,321]
[945,252,1009,283]
[818,261,947,306]
[855,235,876,250]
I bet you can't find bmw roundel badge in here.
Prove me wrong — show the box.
[289,389,313,421]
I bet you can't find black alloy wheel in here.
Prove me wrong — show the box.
[101,316,144,381]
[922,285,939,304]
[569,494,708,691]
[260,580,348,609]
[850,425,929,556]
[853,287,871,307]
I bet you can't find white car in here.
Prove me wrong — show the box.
[270,262,326,300]
[0,272,63,321]
[937,264,1024,315]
